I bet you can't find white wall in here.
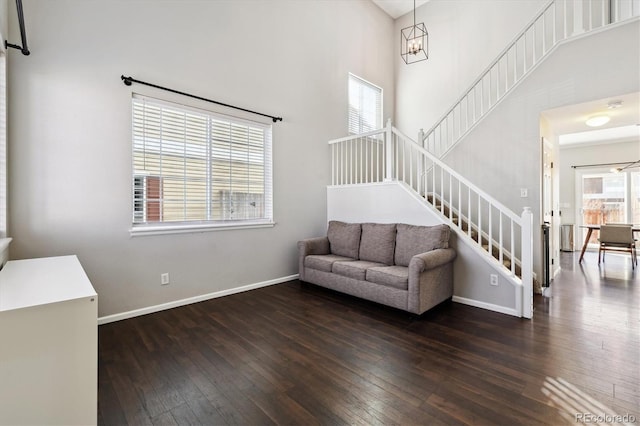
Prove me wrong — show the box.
[328,182,445,226]
[394,0,547,137]
[7,0,395,317]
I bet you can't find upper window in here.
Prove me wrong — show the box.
[131,95,273,235]
[348,73,382,134]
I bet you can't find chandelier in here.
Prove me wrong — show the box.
[401,0,428,64]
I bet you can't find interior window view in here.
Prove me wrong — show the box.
[0,1,638,425]
[581,172,638,242]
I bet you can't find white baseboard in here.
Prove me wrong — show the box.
[452,295,519,317]
[98,274,299,325]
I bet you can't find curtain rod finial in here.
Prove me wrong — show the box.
[121,75,132,86]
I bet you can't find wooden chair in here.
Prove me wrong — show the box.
[598,224,637,269]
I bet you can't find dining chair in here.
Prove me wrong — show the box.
[598,224,637,269]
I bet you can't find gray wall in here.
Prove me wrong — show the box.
[7,0,395,317]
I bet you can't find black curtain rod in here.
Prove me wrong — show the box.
[572,160,640,169]
[121,75,282,123]
[5,0,30,55]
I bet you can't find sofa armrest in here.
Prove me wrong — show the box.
[298,237,330,281]
[298,237,330,256]
[407,248,457,314]
[409,248,457,273]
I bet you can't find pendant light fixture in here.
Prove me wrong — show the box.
[401,0,428,64]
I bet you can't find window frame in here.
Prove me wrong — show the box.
[348,73,383,135]
[129,94,274,237]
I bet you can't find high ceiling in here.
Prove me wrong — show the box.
[541,92,640,147]
[371,0,430,19]
[371,1,639,149]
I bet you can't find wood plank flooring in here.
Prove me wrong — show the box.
[98,251,640,425]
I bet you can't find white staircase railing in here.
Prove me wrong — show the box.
[421,0,640,158]
[329,120,534,318]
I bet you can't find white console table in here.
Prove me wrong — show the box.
[0,255,97,425]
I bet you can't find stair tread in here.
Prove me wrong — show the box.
[429,196,516,273]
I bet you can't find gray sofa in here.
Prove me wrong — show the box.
[298,221,456,314]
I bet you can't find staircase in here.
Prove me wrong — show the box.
[420,0,640,158]
[329,122,534,317]
[327,0,639,318]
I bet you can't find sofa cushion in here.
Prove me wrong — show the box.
[366,266,409,290]
[332,260,388,281]
[305,254,355,273]
[327,221,361,259]
[359,223,397,265]
[394,224,451,267]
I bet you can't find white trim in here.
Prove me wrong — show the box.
[452,296,519,317]
[0,237,11,268]
[130,221,276,237]
[98,274,299,325]
[0,237,11,254]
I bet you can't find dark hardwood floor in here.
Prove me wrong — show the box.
[98,251,639,425]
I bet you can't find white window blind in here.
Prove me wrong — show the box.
[348,73,382,135]
[131,95,273,232]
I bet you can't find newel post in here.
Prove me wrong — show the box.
[384,118,394,181]
[520,207,533,319]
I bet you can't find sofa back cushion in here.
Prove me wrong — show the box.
[359,223,397,265]
[394,223,450,266]
[327,221,361,259]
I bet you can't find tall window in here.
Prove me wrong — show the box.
[578,169,640,245]
[0,51,6,239]
[131,95,273,234]
[348,73,382,135]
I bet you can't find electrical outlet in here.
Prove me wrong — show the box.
[490,274,499,286]
[161,273,170,285]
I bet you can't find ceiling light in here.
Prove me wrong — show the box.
[585,115,610,127]
[401,0,428,64]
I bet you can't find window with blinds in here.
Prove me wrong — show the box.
[348,73,382,135]
[131,95,273,233]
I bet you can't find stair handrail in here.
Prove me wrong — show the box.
[420,0,639,157]
[392,126,522,225]
[328,128,385,145]
[421,0,554,145]
[328,123,534,317]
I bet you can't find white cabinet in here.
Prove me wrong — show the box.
[0,255,97,426]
